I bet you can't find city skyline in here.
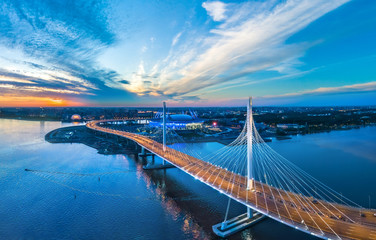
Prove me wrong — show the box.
[0,0,375,107]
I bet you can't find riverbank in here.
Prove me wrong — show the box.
[45,126,134,155]
[45,124,374,152]
[0,116,61,121]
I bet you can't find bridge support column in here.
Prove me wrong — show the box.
[246,97,255,220]
[143,155,175,170]
[247,207,253,218]
[162,101,166,165]
[247,97,254,191]
[141,147,145,155]
[138,147,154,158]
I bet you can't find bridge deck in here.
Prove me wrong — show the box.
[87,121,376,240]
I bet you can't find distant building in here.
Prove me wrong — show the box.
[71,114,82,122]
[276,123,302,129]
[137,110,154,118]
[149,113,203,130]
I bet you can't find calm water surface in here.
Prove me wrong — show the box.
[0,119,375,240]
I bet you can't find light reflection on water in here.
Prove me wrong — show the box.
[0,119,375,240]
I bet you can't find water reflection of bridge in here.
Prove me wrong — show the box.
[87,98,376,240]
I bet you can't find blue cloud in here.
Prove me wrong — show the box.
[0,0,132,102]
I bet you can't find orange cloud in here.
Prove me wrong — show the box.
[0,96,84,107]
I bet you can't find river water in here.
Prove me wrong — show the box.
[0,119,375,240]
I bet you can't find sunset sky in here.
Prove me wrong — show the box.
[0,0,375,107]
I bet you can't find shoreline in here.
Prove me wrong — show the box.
[0,116,61,122]
[2,117,375,137]
[45,124,376,155]
[45,125,137,155]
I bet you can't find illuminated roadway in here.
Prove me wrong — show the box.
[87,120,376,240]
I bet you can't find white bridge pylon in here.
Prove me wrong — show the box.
[213,96,266,237]
[247,96,254,191]
[247,97,254,219]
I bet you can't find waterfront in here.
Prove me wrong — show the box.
[0,119,375,239]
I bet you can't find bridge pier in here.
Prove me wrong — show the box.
[143,155,175,170]
[212,208,265,238]
[247,207,253,218]
[143,154,175,170]
[134,143,140,151]
[138,147,154,158]
[143,163,175,170]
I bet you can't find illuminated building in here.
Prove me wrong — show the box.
[70,114,82,122]
[149,113,203,130]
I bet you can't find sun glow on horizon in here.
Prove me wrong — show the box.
[0,96,84,107]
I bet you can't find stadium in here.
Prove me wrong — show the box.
[149,112,203,130]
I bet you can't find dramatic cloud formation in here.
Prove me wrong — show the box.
[0,0,133,106]
[263,81,376,99]
[126,0,350,101]
[0,0,375,106]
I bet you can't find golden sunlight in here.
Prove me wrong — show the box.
[0,96,83,107]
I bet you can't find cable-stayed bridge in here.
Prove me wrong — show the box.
[86,98,376,240]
